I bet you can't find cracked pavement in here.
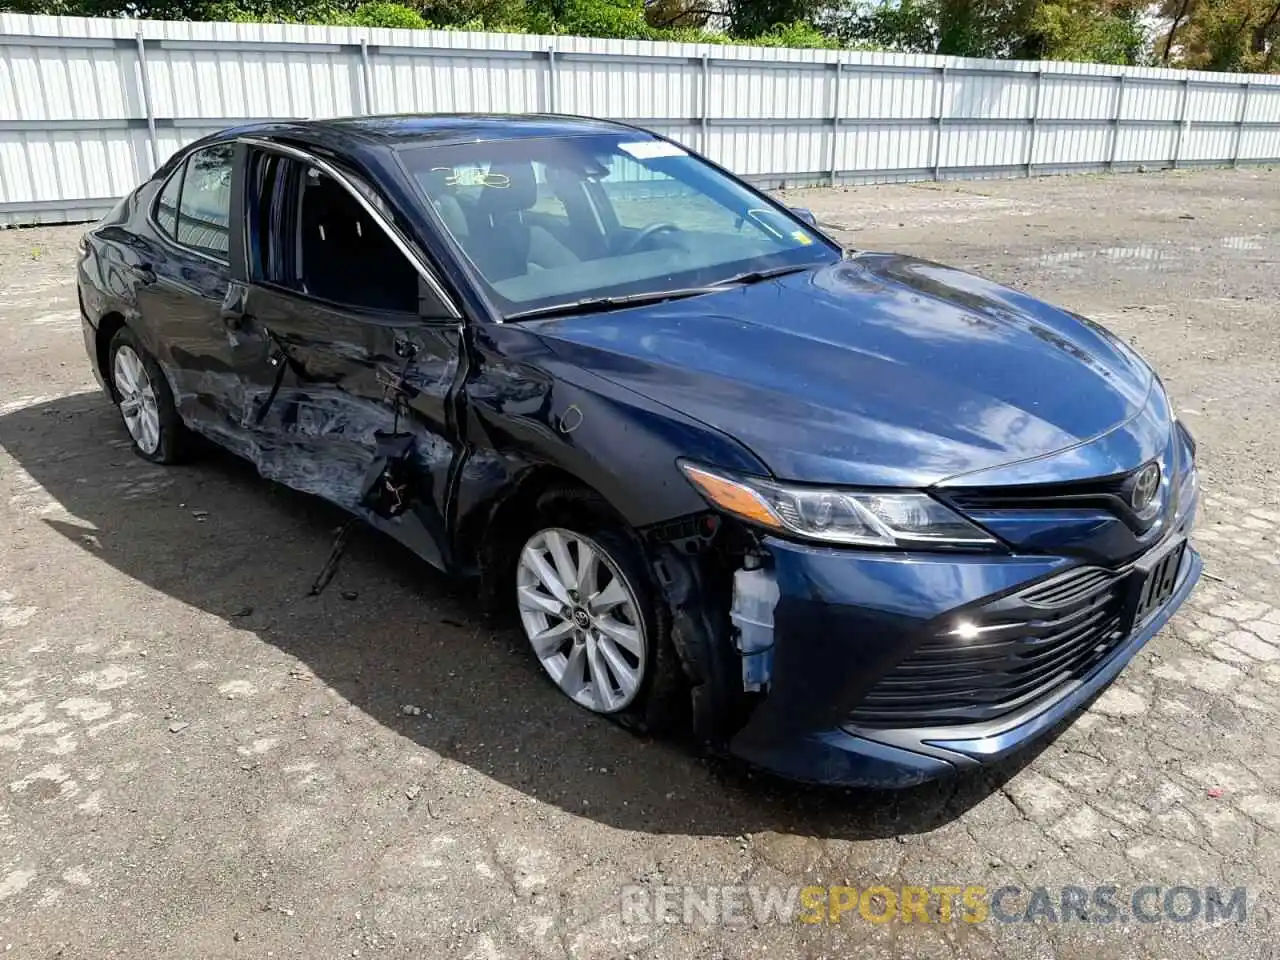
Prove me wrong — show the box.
[1,167,1279,958]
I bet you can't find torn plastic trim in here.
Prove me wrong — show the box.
[251,337,290,425]
[642,512,721,555]
[360,431,428,522]
[730,553,777,693]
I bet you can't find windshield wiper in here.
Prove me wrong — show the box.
[712,263,815,287]
[503,264,821,322]
[504,286,721,322]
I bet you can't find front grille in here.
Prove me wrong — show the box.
[942,456,1173,535]
[846,565,1131,729]
[945,474,1147,529]
[946,477,1129,512]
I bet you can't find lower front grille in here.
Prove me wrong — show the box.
[846,564,1132,729]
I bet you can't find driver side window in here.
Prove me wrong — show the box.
[296,167,420,312]
[248,151,421,314]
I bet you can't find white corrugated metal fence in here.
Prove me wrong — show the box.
[2,13,1280,225]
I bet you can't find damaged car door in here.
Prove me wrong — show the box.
[224,143,463,571]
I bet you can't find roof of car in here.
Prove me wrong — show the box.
[221,113,645,151]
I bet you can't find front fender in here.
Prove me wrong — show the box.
[451,323,769,561]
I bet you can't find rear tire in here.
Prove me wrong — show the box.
[107,326,186,464]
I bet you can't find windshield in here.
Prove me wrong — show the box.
[398,134,839,318]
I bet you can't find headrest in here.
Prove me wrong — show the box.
[300,174,359,238]
[432,193,469,239]
[478,161,538,216]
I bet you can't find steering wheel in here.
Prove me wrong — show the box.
[617,222,682,255]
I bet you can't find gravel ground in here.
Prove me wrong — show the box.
[1,167,1279,959]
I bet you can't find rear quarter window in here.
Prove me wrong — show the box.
[154,166,182,238]
[175,145,233,257]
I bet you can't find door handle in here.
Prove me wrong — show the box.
[131,263,157,285]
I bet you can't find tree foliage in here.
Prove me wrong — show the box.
[523,0,653,37]
[836,0,1148,61]
[2,0,1276,71]
[349,0,425,26]
[1159,0,1280,70]
[1028,0,1149,62]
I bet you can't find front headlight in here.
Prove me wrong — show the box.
[678,461,998,548]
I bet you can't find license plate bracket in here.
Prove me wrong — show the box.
[1123,536,1187,632]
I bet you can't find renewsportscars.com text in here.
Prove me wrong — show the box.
[620,884,1248,926]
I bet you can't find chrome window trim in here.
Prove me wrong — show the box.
[236,136,460,319]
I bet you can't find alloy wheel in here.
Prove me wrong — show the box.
[516,527,647,714]
[113,344,161,455]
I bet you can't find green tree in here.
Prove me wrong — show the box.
[645,0,843,38]
[416,0,531,29]
[724,0,828,36]
[835,0,935,51]
[526,0,658,37]
[1160,0,1280,70]
[758,18,840,43]
[351,1,426,27]
[1028,0,1149,62]
[839,0,1153,62]
[644,0,717,27]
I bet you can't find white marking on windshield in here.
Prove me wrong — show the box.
[617,141,688,160]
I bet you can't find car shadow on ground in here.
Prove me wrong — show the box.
[0,392,1073,842]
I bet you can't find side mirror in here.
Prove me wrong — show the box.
[789,207,817,227]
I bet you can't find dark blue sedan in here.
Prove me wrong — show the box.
[76,114,1201,787]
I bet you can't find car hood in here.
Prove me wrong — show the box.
[534,253,1156,487]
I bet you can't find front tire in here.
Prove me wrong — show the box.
[108,326,186,464]
[511,488,689,735]
[517,527,650,715]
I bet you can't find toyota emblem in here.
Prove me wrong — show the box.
[1130,462,1161,513]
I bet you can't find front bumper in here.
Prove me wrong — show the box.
[727,527,1200,789]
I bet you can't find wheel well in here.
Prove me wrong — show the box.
[473,464,736,741]
[96,312,127,399]
[471,465,624,610]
